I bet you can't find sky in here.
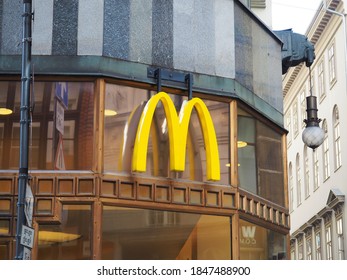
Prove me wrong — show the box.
[272,0,322,34]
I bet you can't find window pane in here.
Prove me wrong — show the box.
[0,81,94,170]
[238,110,285,206]
[103,84,230,183]
[37,204,92,260]
[102,206,231,260]
[240,219,286,260]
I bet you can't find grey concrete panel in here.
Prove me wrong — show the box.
[52,0,78,55]
[252,22,283,112]
[234,3,254,92]
[78,0,104,55]
[129,0,152,64]
[152,0,173,68]
[214,0,235,78]
[192,0,215,75]
[1,0,22,55]
[0,0,3,52]
[32,0,54,55]
[103,0,130,59]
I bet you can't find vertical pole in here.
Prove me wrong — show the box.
[15,0,32,260]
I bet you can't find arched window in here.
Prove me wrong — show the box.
[304,146,310,198]
[289,162,293,211]
[296,154,301,206]
[322,120,330,180]
[333,105,341,170]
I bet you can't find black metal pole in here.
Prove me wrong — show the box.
[15,0,32,260]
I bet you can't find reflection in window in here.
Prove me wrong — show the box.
[37,204,92,260]
[103,84,230,184]
[102,206,231,260]
[239,219,286,260]
[0,81,94,170]
[238,109,285,206]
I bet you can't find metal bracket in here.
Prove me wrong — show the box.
[147,67,194,100]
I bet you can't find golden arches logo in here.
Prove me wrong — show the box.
[132,91,220,181]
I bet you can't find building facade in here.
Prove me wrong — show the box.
[283,0,346,260]
[0,0,289,260]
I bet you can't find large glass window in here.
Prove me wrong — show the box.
[103,84,230,184]
[0,81,94,170]
[293,101,298,136]
[306,236,312,260]
[326,224,332,260]
[300,89,306,128]
[239,219,287,260]
[37,204,92,260]
[315,230,321,260]
[333,106,341,170]
[238,108,285,206]
[318,59,326,101]
[322,120,330,181]
[328,42,336,85]
[304,146,310,199]
[102,206,231,260]
[337,217,344,260]
[289,162,293,212]
[296,154,301,206]
[313,150,320,190]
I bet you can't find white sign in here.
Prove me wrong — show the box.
[25,184,34,227]
[55,137,66,170]
[56,101,65,135]
[23,246,32,260]
[20,225,35,249]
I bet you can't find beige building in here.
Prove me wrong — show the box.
[283,0,346,260]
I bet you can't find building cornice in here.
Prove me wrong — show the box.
[282,0,341,97]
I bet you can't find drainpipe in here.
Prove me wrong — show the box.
[15,0,33,260]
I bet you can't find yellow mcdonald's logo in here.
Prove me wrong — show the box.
[132,91,220,181]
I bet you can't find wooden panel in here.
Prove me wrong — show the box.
[173,187,187,204]
[35,198,54,216]
[190,189,203,205]
[0,178,13,195]
[78,178,95,195]
[0,242,10,260]
[37,178,55,195]
[137,183,153,201]
[101,180,117,197]
[0,198,12,215]
[223,192,235,208]
[155,185,170,202]
[0,219,10,235]
[119,181,135,199]
[57,178,75,195]
[206,191,220,207]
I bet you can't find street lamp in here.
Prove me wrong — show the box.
[302,65,325,150]
[302,94,324,150]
